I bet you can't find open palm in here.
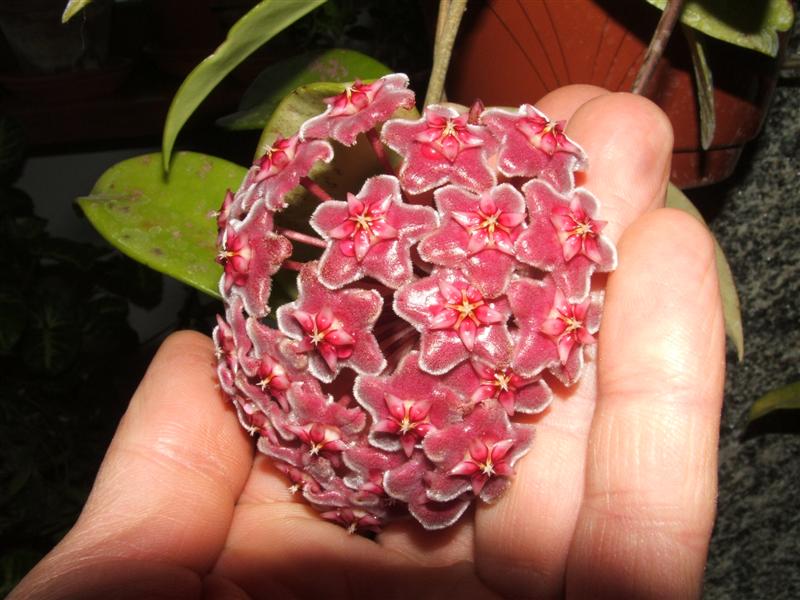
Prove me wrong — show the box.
[12,87,724,600]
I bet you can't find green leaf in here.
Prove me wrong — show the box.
[665,183,744,360]
[748,381,800,422]
[77,152,248,298]
[218,49,392,131]
[61,0,93,23]
[683,25,715,150]
[644,0,794,56]
[161,0,326,169]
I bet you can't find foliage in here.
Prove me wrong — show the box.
[0,181,162,595]
[645,0,794,56]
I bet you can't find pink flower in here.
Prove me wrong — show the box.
[301,74,416,146]
[216,206,293,318]
[240,134,333,211]
[210,74,618,534]
[276,262,385,382]
[382,105,497,194]
[507,276,602,385]
[445,354,552,417]
[394,269,511,374]
[516,180,617,302]
[320,507,384,535]
[311,175,437,289]
[483,104,586,192]
[342,445,405,502]
[355,351,463,457]
[213,189,236,247]
[234,318,316,412]
[423,405,533,502]
[418,183,526,297]
[382,451,471,530]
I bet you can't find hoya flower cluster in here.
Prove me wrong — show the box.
[213,74,616,533]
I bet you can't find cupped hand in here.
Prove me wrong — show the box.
[11,87,724,600]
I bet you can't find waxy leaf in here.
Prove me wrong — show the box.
[62,0,93,23]
[162,0,326,169]
[645,0,794,57]
[666,183,743,360]
[683,25,715,150]
[748,381,800,423]
[218,49,392,131]
[78,152,248,298]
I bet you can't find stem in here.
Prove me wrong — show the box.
[425,0,468,107]
[283,259,305,272]
[301,176,333,201]
[632,0,686,95]
[366,128,394,174]
[380,324,417,352]
[276,227,327,248]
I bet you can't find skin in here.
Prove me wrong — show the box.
[10,87,724,600]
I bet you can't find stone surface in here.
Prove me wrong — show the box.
[696,80,800,599]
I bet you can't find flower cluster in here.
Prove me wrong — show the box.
[212,73,616,533]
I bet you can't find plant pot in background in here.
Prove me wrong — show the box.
[446,0,787,188]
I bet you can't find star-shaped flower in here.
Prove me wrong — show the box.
[310,175,437,289]
[444,352,552,417]
[423,405,533,502]
[216,206,293,318]
[342,445,406,502]
[418,183,526,297]
[382,105,497,195]
[354,351,463,457]
[238,134,334,212]
[301,74,416,146]
[276,262,386,382]
[507,276,602,385]
[483,104,586,192]
[382,451,472,530]
[394,269,511,374]
[234,318,317,412]
[516,180,617,302]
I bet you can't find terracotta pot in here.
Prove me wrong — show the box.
[446,0,786,188]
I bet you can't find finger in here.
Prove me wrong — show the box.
[214,497,498,599]
[475,90,674,599]
[566,209,724,599]
[31,332,254,580]
[535,83,610,121]
[570,92,674,239]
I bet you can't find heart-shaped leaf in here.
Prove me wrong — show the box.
[748,380,800,423]
[77,152,247,298]
[162,0,326,169]
[666,183,744,360]
[645,0,794,57]
[218,49,392,131]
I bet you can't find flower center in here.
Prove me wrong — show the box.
[561,314,583,333]
[350,210,382,240]
[479,456,495,476]
[570,217,595,239]
[445,290,484,328]
[493,370,513,392]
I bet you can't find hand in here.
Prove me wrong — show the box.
[11,87,724,600]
